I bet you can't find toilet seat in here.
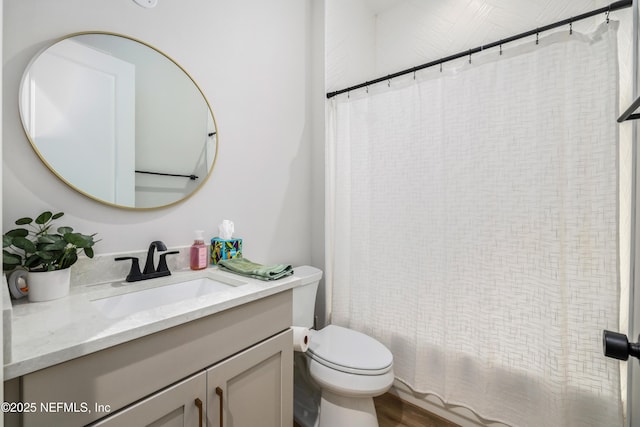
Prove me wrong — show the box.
[308,357,395,398]
[307,325,393,375]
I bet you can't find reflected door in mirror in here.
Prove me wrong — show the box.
[22,39,136,205]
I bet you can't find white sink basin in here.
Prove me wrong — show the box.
[91,276,245,319]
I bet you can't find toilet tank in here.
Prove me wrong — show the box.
[292,265,323,328]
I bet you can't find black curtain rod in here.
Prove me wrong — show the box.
[326,0,631,99]
[135,170,199,180]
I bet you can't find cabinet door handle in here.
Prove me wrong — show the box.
[194,397,203,427]
[216,386,224,426]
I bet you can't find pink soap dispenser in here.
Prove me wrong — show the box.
[190,230,208,270]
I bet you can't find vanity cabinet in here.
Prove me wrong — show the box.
[8,290,293,427]
[92,330,292,427]
[207,330,293,427]
[91,371,207,427]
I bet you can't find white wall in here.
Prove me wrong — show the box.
[327,0,627,92]
[310,0,327,327]
[0,0,4,419]
[325,0,376,92]
[3,0,321,269]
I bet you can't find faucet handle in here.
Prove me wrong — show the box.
[157,251,180,274]
[115,257,143,282]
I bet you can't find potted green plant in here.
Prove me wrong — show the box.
[2,211,97,302]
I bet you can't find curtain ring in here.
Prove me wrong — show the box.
[536,30,539,45]
[499,44,502,56]
[606,7,610,24]
[468,49,472,64]
[388,78,391,87]
[569,21,573,35]
[440,62,443,72]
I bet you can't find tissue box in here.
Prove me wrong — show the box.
[211,238,243,265]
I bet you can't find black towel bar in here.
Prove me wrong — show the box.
[135,170,199,180]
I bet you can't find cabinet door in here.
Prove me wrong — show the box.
[91,371,206,427]
[207,329,293,427]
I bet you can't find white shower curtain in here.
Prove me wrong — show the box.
[327,23,622,427]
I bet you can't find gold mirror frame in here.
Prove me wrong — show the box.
[18,31,219,210]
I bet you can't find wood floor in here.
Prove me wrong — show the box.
[293,392,459,427]
[375,393,459,427]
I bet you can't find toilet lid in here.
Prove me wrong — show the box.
[307,325,393,375]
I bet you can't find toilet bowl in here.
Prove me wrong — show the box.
[292,266,394,427]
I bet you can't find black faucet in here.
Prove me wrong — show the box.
[143,240,167,274]
[115,241,179,282]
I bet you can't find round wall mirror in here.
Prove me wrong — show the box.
[19,32,218,209]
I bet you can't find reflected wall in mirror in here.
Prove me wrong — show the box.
[19,32,218,209]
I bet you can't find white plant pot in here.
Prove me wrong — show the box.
[27,268,71,302]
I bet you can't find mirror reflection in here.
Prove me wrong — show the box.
[19,32,218,209]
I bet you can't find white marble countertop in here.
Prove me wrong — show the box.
[4,267,300,380]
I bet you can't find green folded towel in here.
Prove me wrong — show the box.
[217,258,293,281]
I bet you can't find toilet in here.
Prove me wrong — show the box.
[292,266,394,427]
